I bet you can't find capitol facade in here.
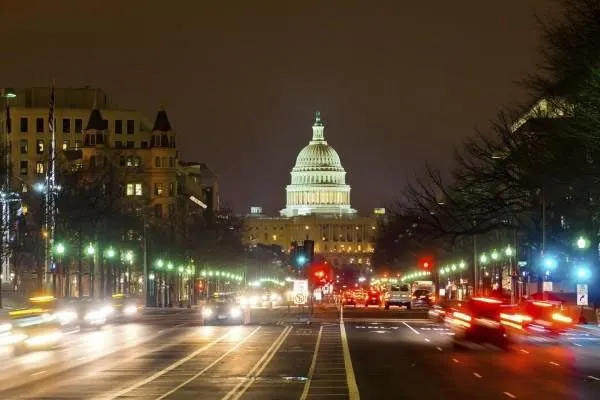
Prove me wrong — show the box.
[280,111,356,217]
[244,112,381,270]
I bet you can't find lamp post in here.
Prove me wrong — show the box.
[106,247,116,296]
[86,243,95,297]
[55,242,65,296]
[125,251,134,295]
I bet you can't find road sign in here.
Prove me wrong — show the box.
[577,284,588,306]
[294,293,307,305]
[293,279,308,294]
[543,281,553,292]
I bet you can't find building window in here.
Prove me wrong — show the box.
[36,117,44,133]
[154,183,164,196]
[168,182,174,196]
[126,156,141,167]
[36,161,44,175]
[20,161,28,175]
[36,139,44,154]
[20,117,28,133]
[62,140,69,150]
[272,234,277,241]
[141,141,148,149]
[155,156,160,167]
[126,141,134,149]
[154,203,163,218]
[125,183,143,196]
[62,118,71,133]
[114,141,122,148]
[75,118,83,133]
[115,120,123,134]
[126,120,135,134]
[19,139,28,154]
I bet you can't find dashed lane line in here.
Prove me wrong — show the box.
[402,321,420,335]
[340,306,361,400]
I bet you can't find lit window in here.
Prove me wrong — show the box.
[62,140,69,150]
[272,234,277,241]
[135,183,142,196]
[126,183,143,196]
[36,139,44,154]
[20,139,28,154]
[126,183,134,196]
[154,183,164,196]
[36,161,44,175]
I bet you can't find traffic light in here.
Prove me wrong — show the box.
[291,241,307,268]
[419,256,434,270]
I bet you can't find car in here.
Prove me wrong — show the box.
[502,300,574,337]
[5,308,63,354]
[411,289,433,309]
[446,297,510,349]
[341,291,357,307]
[55,299,111,330]
[365,290,382,307]
[384,284,411,309]
[202,293,244,325]
[109,294,142,321]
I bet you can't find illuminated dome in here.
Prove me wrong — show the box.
[280,112,356,217]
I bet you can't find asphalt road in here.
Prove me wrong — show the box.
[0,306,599,399]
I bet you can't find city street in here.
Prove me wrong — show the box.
[0,306,599,399]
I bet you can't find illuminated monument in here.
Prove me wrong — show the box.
[245,112,380,270]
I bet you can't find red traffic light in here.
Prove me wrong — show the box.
[419,256,434,269]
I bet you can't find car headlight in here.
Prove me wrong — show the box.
[202,307,213,318]
[123,305,138,316]
[102,305,115,317]
[261,295,268,301]
[56,310,78,325]
[85,309,106,323]
[230,307,242,318]
[0,322,12,333]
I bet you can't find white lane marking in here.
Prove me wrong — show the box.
[424,338,430,342]
[340,322,360,400]
[300,325,324,400]
[549,361,559,366]
[520,349,529,354]
[587,375,600,381]
[31,370,46,377]
[504,392,517,398]
[98,328,233,400]
[436,346,443,351]
[452,358,460,363]
[473,372,482,378]
[221,326,293,400]
[574,343,583,347]
[402,321,420,335]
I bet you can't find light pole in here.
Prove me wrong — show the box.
[125,251,134,295]
[105,247,116,297]
[86,243,95,297]
[55,242,65,296]
[1,88,17,308]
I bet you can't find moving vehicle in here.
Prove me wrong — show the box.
[341,291,357,307]
[55,298,111,330]
[501,300,574,337]
[384,284,411,309]
[365,289,382,307]
[3,308,63,354]
[202,293,244,325]
[446,297,510,349]
[110,294,142,321]
[411,289,433,309]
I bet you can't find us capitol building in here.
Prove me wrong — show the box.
[244,112,382,270]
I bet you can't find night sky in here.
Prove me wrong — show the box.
[0,0,552,215]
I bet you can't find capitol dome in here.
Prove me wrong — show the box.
[280,112,356,217]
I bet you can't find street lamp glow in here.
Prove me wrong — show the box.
[480,253,488,264]
[491,250,499,260]
[55,243,65,255]
[201,270,207,276]
[178,266,184,273]
[459,261,466,269]
[167,262,173,270]
[543,256,557,269]
[125,251,134,262]
[86,243,95,256]
[577,267,591,280]
[451,264,457,271]
[156,259,164,268]
[577,236,588,249]
[34,182,45,193]
[106,248,116,258]
[505,246,513,256]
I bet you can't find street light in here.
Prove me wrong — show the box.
[576,266,591,280]
[577,236,589,250]
[505,246,513,256]
[106,247,116,258]
[86,243,95,256]
[491,250,499,261]
[459,261,466,269]
[167,262,173,271]
[543,256,557,269]
[55,243,65,255]
[480,253,488,264]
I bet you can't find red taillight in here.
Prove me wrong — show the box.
[472,297,502,304]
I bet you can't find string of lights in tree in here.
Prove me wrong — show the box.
[439,245,515,276]
[248,278,285,287]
